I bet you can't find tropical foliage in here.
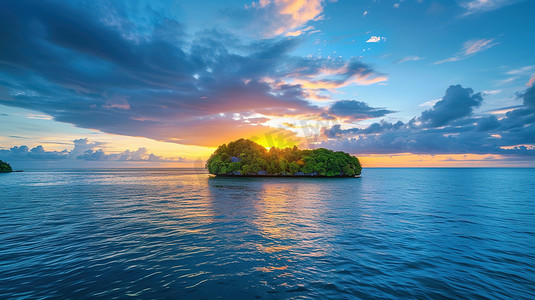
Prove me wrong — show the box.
[206,139,362,176]
[0,160,13,173]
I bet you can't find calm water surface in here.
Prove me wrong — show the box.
[1,168,534,299]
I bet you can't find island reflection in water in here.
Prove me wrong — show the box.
[1,168,534,298]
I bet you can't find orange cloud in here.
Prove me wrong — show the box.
[293,73,387,90]
[277,0,324,25]
[249,0,325,36]
[286,63,387,93]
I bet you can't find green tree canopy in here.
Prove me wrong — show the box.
[0,160,13,173]
[206,139,362,176]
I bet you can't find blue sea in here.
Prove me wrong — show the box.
[1,168,534,299]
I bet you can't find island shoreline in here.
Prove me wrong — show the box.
[213,174,361,178]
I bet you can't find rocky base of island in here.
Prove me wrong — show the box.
[215,173,361,178]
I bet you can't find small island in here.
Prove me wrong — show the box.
[206,139,362,177]
[0,160,13,173]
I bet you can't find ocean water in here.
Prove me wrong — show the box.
[1,168,534,299]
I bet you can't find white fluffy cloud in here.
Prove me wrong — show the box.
[366,36,386,43]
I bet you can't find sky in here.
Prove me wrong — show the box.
[1,0,534,168]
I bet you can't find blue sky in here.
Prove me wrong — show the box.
[1,0,534,167]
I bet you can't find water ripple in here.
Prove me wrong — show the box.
[1,168,535,299]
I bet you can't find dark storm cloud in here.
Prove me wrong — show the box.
[420,85,483,127]
[322,124,358,138]
[0,0,384,147]
[321,120,404,138]
[476,116,500,131]
[0,139,184,162]
[327,100,395,120]
[320,85,535,156]
[518,84,535,108]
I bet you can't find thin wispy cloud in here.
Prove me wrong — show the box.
[463,39,497,55]
[507,65,534,75]
[434,38,498,65]
[497,65,534,86]
[461,0,523,15]
[397,56,425,64]
[483,89,502,95]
